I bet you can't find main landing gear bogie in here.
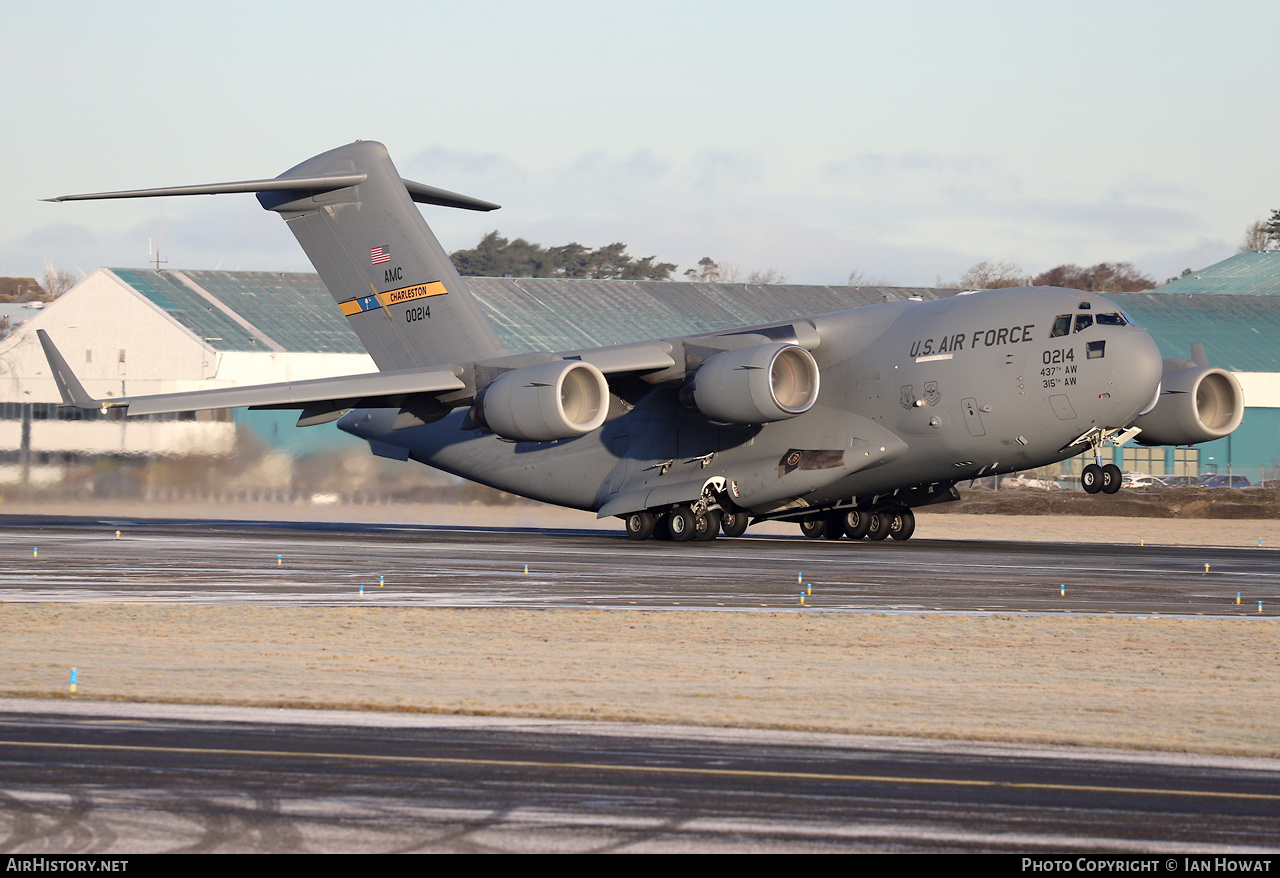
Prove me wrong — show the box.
[800,505,916,543]
[625,500,745,542]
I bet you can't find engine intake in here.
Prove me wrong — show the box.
[1134,365,1244,446]
[476,360,609,442]
[688,343,820,424]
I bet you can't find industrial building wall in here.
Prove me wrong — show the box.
[0,270,216,404]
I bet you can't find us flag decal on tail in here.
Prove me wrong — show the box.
[371,245,391,265]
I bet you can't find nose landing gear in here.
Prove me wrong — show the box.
[1070,426,1134,495]
[1081,462,1122,494]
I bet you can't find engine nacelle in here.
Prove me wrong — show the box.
[477,360,609,442]
[687,343,820,424]
[1134,365,1244,446]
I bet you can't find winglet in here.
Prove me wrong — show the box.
[37,330,101,410]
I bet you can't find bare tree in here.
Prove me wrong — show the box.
[1034,262,1154,292]
[1240,219,1269,252]
[684,258,787,284]
[39,264,78,300]
[959,260,1026,289]
[1241,211,1280,251]
[745,268,787,284]
[847,269,894,287]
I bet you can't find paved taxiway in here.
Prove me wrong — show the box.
[3,700,1279,853]
[1,515,1276,615]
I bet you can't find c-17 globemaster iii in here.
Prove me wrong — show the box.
[39,141,1244,542]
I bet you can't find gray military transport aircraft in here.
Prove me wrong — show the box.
[38,141,1244,542]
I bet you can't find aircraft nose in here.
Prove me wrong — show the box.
[1110,328,1164,422]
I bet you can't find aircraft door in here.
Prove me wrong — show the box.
[961,397,986,437]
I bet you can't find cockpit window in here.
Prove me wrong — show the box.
[1096,313,1127,326]
[1073,314,1094,333]
[1050,315,1072,338]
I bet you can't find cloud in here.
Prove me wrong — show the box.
[0,143,1235,290]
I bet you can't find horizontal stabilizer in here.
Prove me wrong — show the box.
[402,179,500,212]
[36,330,465,417]
[44,175,500,211]
[43,174,369,202]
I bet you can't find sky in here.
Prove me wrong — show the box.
[2,0,1277,288]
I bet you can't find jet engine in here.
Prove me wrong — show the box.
[686,342,820,424]
[475,360,609,442]
[1134,364,1244,446]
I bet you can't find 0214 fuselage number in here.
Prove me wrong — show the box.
[407,305,431,322]
[1042,347,1077,387]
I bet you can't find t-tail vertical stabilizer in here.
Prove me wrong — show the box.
[258,141,508,371]
[45,140,509,372]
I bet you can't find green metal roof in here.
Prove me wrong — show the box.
[183,270,366,354]
[467,278,952,351]
[1158,251,1280,296]
[1109,291,1280,372]
[108,268,365,354]
[105,268,1280,374]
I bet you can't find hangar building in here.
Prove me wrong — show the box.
[1,255,1277,485]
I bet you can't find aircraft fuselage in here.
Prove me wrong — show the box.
[340,286,1163,518]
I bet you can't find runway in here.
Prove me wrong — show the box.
[2,515,1278,853]
[0,514,1276,615]
[2,700,1279,853]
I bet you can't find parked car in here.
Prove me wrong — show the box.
[1160,475,1205,487]
[1122,473,1165,488]
[1198,474,1251,488]
[1244,479,1280,490]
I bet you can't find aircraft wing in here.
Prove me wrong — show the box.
[38,329,464,418]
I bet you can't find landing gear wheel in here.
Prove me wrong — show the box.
[667,505,696,542]
[887,507,916,541]
[694,510,721,541]
[799,518,826,539]
[866,511,891,541]
[820,516,844,539]
[1081,463,1103,494]
[624,511,656,541]
[720,510,749,537]
[1101,463,1123,494]
[841,509,871,540]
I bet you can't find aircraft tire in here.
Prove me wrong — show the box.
[668,505,696,542]
[1101,464,1123,494]
[866,511,892,541]
[799,518,826,539]
[822,516,845,539]
[841,509,871,539]
[624,511,657,541]
[887,507,916,541]
[1081,463,1104,494]
[720,510,749,537]
[694,510,721,541]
